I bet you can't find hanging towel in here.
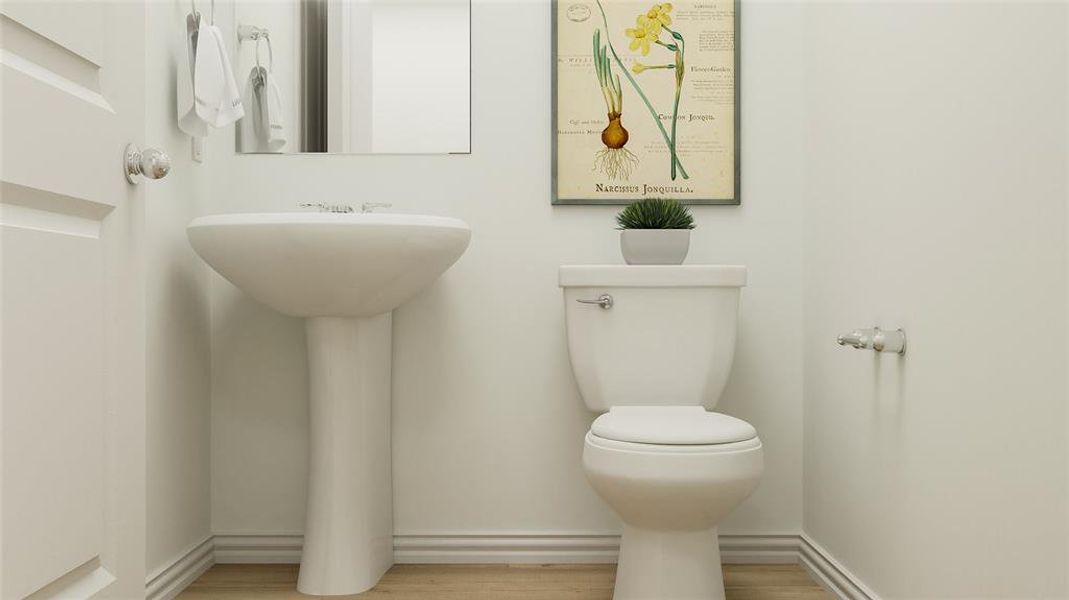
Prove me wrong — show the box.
[194,24,244,128]
[260,70,287,152]
[237,66,286,153]
[237,66,266,152]
[177,11,209,137]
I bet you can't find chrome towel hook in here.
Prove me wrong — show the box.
[238,24,273,74]
[190,0,214,23]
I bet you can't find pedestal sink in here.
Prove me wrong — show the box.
[187,212,471,595]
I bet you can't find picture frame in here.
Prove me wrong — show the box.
[551,0,740,205]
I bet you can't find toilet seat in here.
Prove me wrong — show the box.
[585,432,762,454]
[590,406,756,446]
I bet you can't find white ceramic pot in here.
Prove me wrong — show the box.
[620,229,691,265]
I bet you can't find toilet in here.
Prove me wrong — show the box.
[560,265,763,600]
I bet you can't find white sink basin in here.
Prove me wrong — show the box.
[187,212,471,317]
[187,211,470,596]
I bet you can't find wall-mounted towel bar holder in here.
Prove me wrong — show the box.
[237,24,270,42]
[237,24,273,73]
[837,326,906,355]
[190,0,215,24]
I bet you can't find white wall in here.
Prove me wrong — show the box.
[145,0,214,576]
[801,2,1069,598]
[143,3,1069,592]
[205,0,806,537]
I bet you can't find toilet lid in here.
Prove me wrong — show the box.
[590,407,757,445]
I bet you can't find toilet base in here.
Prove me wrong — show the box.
[614,525,725,600]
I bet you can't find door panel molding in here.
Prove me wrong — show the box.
[0,182,114,238]
[1,0,146,597]
[22,559,114,600]
[0,15,107,105]
[0,5,104,66]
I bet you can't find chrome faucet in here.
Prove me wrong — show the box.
[300,202,355,213]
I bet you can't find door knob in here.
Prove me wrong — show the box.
[125,143,171,183]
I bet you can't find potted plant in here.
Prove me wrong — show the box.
[615,198,695,265]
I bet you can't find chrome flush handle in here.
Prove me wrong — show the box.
[576,294,613,309]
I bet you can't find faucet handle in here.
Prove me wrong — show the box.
[361,202,392,214]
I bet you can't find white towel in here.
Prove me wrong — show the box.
[177,11,208,137]
[194,24,244,128]
[236,66,287,153]
[260,70,287,152]
[237,66,266,152]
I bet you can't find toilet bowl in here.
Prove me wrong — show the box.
[560,265,761,600]
[583,407,762,600]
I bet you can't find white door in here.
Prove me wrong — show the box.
[0,1,147,598]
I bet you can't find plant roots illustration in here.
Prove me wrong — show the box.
[594,141,639,180]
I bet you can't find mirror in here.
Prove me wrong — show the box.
[234,0,470,154]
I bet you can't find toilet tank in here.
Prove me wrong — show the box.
[559,265,746,412]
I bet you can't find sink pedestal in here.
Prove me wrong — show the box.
[297,315,394,596]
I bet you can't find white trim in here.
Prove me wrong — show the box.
[145,537,214,600]
[393,533,621,564]
[213,535,304,564]
[148,532,874,600]
[30,558,115,600]
[212,533,800,566]
[799,534,881,600]
[718,534,803,564]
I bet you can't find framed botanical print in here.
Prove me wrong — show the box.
[552,0,739,205]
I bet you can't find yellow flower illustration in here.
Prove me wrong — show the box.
[646,3,672,27]
[625,15,661,56]
[631,61,674,75]
[593,0,690,180]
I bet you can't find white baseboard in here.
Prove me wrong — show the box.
[148,532,874,600]
[393,533,622,564]
[799,534,881,600]
[718,534,803,564]
[213,535,303,564]
[212,533,801,566]
[145,537,214,600]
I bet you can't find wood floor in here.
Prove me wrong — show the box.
[178,564,834,600]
